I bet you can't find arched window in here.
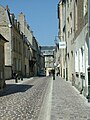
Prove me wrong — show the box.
[79,46,85,73]
[75,51,79,72]
[83,0,88,16]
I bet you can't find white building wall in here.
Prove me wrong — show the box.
[66,0,75,81]
[74,24,88,94]
[59,1,67,78]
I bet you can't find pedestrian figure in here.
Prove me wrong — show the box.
[49,71,51,76]
[56,71,60,76]
[52,69,55,80]
[72,73,75,86]
[21,74,23,81]
[15,73,18,83]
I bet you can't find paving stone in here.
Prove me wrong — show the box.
[1,76,90,120]
[50,76,90,120]
[0,77,51,120]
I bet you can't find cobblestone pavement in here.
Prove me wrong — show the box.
[0,77,52,120]
[50,76,90,120]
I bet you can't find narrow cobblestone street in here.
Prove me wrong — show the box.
[0,77,52,120]
[1,1,90,120]
[0,76,90,120]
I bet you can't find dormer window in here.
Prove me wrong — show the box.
[10,14,15,25]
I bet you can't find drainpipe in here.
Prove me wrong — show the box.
[87,0,90,102]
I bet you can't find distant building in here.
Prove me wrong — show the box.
[40,46,55,76]
[0,34,8,89]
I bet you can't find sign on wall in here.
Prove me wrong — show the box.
[59,41,66,49]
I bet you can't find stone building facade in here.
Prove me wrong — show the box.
[73,0,88,95]
[0,34,8,88]
[18,12,43,76]
[41,46,55,76]
[58,0,88,96]
[65,0,75,82]
[0,5,12,79]
[0,6,25,79]
[57,0,67,79]
[0,5,43,79]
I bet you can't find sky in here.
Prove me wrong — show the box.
[0,0,59,46]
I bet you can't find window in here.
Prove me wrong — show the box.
[13,58,16,71]
[67,0,69,8]
[79,48,83,72]
[81,46,85,73]
[83,0,88,16]
[75,0,78,30]
[75,51,79,72]
[71,27,72,34]
[67,17,69,23]
[70,0,72,5]
[68,31,70,38]
[70,12,72,19]
[15,38,17,51]
[75,0,77,4]
[19,42,21,53]
[18,59,21,71]
[13,37,15,51]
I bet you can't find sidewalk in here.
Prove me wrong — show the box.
[0,77,34,94]
[5,77,34,85]
[50,76,90,120]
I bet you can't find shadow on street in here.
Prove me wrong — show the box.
[0,84,33,97]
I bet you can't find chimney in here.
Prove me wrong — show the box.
[6,5,10,12]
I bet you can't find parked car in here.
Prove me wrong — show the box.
[38,70,46,77]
